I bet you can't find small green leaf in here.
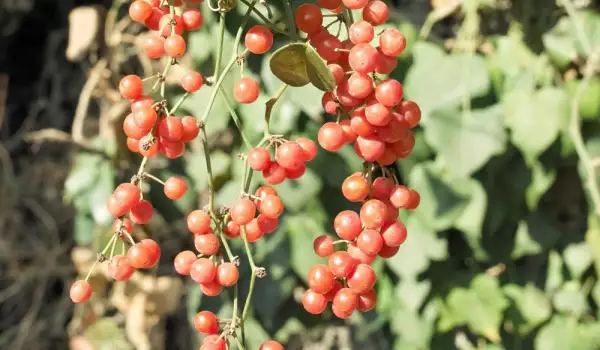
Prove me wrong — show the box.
[546,250,564,294]
[552,281,589,317]
[305,44,335,91]
[88,161,115,226]
[273,167,322,212]
[535,316,600,350]
[64,153,102,202]
[454,177,488,260]
[84,317,132,350]
[287,215,327,282]
[504,283,551,333]
[186,150,232,192]
[564,242,594,280]
[74,212,95,246]
[424,105,507,178]
[269,43,310,87]
[511,210,561,259]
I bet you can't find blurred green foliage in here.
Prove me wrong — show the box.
[64,1,600,349]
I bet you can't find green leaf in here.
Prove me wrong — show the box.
[526,159,556,210]
[552,281,589,317]
[504,283,551,333]
[88,161,115,226]
[535,316,600,350]
[546,250,564,294]
[442,275,509,343]
[543,17,578,68]
[395,277,431,312]
[404,42,490,119]
[64,153,102,202]
[424,105,506,178]
[503,87,569,161]
[286,215,327,282]
[242,317,271,350]
[565,77,600,120]
[511,210,561,259]
[305,44,335,91]
[408,162,469,231]
[74,212,95,246]
[564,242,593,280]
[390,307,435,350]
[186,150,232,192]
[84,317,132,350]
[542,10,600,62]
[274,318,305,344]
[386,215,447,278]
[272,167,322,212]
[454,177,488,260]
[269,43,310,87]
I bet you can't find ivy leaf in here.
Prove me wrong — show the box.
[186,150,231,192]
[305,44,335,91]
[88,161,115,226]
[545,250,564,294]
[503,87,569,161]
[64,153,102,203]
[408,162,468,231]
[504,283,551,334]
[543,16,578,68]
[526,159,556,210]
[552,281,589,317]
[404,42,490,120]
[535,316,600,350]
[287,215,327,282]
[442,275,509,344]
[563,242,594,280]
[269,43,310,87]
[453,177,488,260]
[511,210,561,259]
[424,105,507,178]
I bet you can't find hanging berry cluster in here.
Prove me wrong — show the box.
[68,0,420,348]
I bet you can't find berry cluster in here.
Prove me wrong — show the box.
[293,0,422,318]
[68,0,422,347]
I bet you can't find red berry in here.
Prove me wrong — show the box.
[365,101,392,126]
[190,258,217,284]
[334,210,362,240]
[123,114,148,139]
[354,135,386,162]
[201,335,227,350]
[164,35,186,57]
[133,106,158,130]
[276,141,305,170]
[313,33,342,61]
[158,116,184,141]
[360,199,387,229]
[349,20,374,44]
[130,200,154,224]
[245,25,274,54]
[347,264,376,294]
[164,176,187,200]
[109,255,136,280]
[307,264,335,294]
[181,71,204,92]
[70,280,93,304]
[322,92,338,115]
[295,4,323,34]
[363,0,388,25]
[245,219,265,242]
[119,75,143,100]
[259,195,284,218]
[263,162,286,185]
[200,280,223,296]
[140,239,161,268]
[159,14,185,37]
[194,233,220,256]
[113,218,133,234]
[217,262,239,287]
[379,29,407,57]
[260,340,284,350]
[317,0,341,10]
[341,174,370,202]
[188,210,212,235]
[224,220,241,238]
[340,119,358,143]
[357,228,384,255]
[231,198,256,225]
[348,241,376,264]
[378,243,400,258]
[129,0,153,23]
[397,100,421,128]
[127,243,151,268]
[347,72,374,99]
[375,79,403,107]
[182,8,203,31]
[113,183,141,211]
[357,289,377,312]
[248,148,271,171]
[332,288,358,317]
[174,250,197,275]
[160,140,186,159]
[181,116,200,141]
[372,177,395,200]
[145,7,165,31]
[342,0,368,10]
[328,64,345,86]
[389,185,411,208]
[314,235,334,257]
[381,220,407,247]
[194,311,219,335]
[144,35,166,59]
[302,289,328,314]
[348,43,378,73]
[257,214,278,234]
[318,122,345,152]
[233,77,260,104]
[295,137,318,161]
[328,251,358,278]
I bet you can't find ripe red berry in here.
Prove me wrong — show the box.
[181,71,204,93]
[354,135,386,162]
[378,243,400,258]
[129,0,153,23]
[233,77,260,104]
[181,116,200,141]
[347,263,376,294]
[200,280,223,297]
[245,25,274,54]
[341,174,370,202]
[109,255,136,280]
[340,119,358,143]
[114,183,141,211]
[158,116,184,141]
[190,258,217,284]
[164,176,187,200]
[389,185,410,208]
[257,214,278,234]
[164,35,187,57]
[328,250,359,279]
[119,75,143,100]
[127,243,151,268]
[187,210,212,235]
[144,35,166,59]
[194,233,220,256]
[328,64,345,86]
[334,210,362,240]
[138,139,158,158]
[375,79,403,107]
[317,0,341,10]
[276,141,305,170]
[133,106,158,130]
[322,92,338,115]
[248,148,271,171]
[140,239,161,268]
[313,33,342,61]
[201,335,227,350]
[318,122,345,152]
[347,72,374,99]
[357,289,377,312]
[307,264,335,294]
[160,140,186,159]
[348,43,378,73]
[70,280,93,304]
[123,114,148,139]
[224,220,241,238]
[314,235,335,257]
[360,199,387,229]
[302,289,328,314]
[145,7,165,31]
[332,288,358,318]
[194,311,219,335]
[260,340,284,350]
[182,8,203,31]
[350,108,376,137]
[217,262,239,287]
[348,241,376,264]
[130,200,154,224]
[363,0,389,25]
[379,29,407,57]
[296,137,318,161]
[349,20,374,44]
[245,219,265,242]
[174,250,197,275]
[263,162,287,185]
[397,100,421,128]
[365,101,392,126]
[230,198,256,225]
[295,4,323,34]
[342,0,368,10]
[357,228,384,256]
[381,220,407,247]
[259,195,284,219]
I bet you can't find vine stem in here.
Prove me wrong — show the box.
[282,0,298,40]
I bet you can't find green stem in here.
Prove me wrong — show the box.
[240,225,258,321]
[199,126,217,219]
[282,0,298,40]
[239,0,289,36]
[168,92,189,115]
[264,84,289,137]
[215,13,226,79]
[218,87,252,149]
